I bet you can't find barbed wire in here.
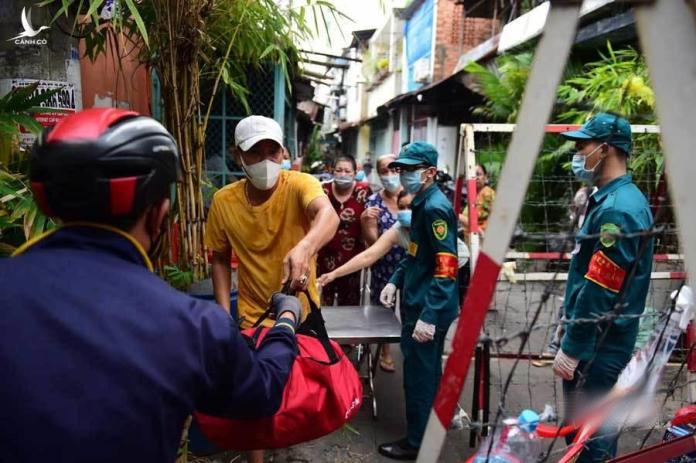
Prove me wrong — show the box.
[459,125,694,461]
[474,163,690,462]
[516,227,677,243]
[480,311,664,351]
[536,214,659,462]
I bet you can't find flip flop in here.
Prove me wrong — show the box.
[379,357,396,373]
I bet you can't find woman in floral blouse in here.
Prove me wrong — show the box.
[360,154,404,371]
[317,154,370,306]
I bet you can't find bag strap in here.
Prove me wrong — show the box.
[296,290,339,364]
[250,285,339,364]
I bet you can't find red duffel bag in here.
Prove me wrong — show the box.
[195,292,363,450]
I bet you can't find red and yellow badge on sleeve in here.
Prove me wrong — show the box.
[434,252,458,280]
[584,250,626,293]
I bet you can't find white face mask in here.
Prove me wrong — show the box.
[241,158,282,190]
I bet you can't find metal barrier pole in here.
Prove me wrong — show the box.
[416,3,582,460]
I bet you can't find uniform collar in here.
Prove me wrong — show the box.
[591,174,632,204]
[412,182,438,207]
[12,223,154,272]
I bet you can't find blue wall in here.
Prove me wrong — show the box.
[404,0,434,92]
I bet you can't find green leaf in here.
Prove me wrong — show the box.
[259,44,277,61]
[11,114,43,133]
[342,422,361,436]
[163,265,194,290]
[46,0,75,20]
[123,0,149,48]
[84,0,104,20]
[23,204,37,239]
[31,212,46,238]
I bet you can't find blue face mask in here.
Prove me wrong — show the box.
[355,170,366,181]
[400,169,425,194]
[571,144,604,182]
[380,174,401,193]
[397,209,412,228]
[281,159,291,170]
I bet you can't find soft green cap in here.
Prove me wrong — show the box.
[561,112,632,155]
[388,141,439,168]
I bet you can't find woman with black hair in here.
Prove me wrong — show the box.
[317,154,370,305]
[459,164,496,237]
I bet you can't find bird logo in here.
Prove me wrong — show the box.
[8,7,50,42]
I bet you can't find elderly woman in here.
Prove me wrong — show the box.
[360,154,404,371]
[317,154,370,306]
[361,155,405,300]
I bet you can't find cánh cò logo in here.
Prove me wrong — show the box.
[8,7,50,46]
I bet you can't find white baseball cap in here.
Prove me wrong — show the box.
[234,115,284,151]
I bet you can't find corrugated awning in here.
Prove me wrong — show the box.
[380,70,479,110]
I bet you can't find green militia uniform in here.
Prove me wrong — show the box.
[389,183,459,448]
[561,174,654,462]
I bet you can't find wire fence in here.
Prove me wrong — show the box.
[470,130,677,255]
[460,126,691,461]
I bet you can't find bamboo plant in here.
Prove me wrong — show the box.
[38,0,343,280]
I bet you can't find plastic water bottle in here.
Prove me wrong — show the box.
[471,409,542,463]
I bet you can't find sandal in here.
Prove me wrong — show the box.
[379,356,396,373]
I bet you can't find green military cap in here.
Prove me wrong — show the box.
[561,112,632,155]
[388,141,439,168]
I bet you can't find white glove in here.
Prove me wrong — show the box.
[412,319,436,343]
[501,261,518,283]
[553,348,579,380]
[672,286,695,330]
[380,283,397,308]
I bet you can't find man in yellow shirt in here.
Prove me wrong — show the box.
[205,115,339,329]
[205,115,339,463]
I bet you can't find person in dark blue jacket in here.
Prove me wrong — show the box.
[0,108,300,463]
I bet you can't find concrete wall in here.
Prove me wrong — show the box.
[1,1,149,116]
[370,124,392,159]
[79,40,150,114]
[345,54,365,123]
[0,2,80,86]
[435,124,457,174]
[0,1,83,146]
[367,72,399,119]
[356,124,371,160]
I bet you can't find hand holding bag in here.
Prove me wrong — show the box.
[195,291,363,450]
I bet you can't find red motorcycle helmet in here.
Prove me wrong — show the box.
[30,108,180,223]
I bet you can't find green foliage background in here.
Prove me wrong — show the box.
[0,83,60,255]
[465,43,668,251]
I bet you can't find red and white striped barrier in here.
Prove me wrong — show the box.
[498,271,685,282]
[416,4,584,460]
[505,251,683,261]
